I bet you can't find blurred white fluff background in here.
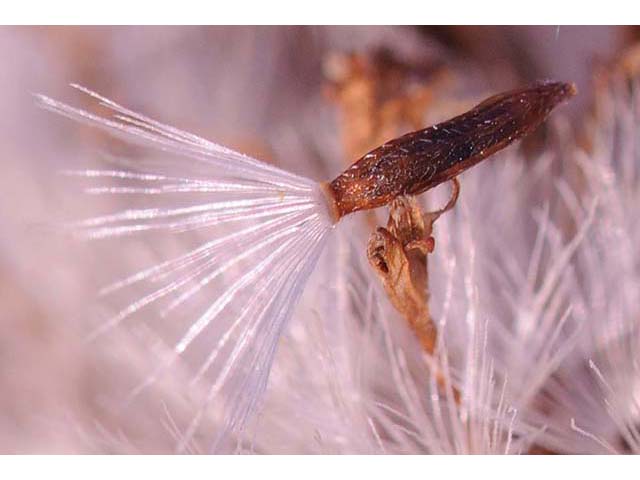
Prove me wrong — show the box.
[1,26,639,454]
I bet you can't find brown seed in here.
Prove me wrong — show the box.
[321,81,577,221]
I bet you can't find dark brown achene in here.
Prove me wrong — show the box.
[321,80,576,220]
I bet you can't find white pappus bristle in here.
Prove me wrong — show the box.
[35,85,334,452]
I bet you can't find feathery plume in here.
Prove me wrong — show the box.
[36,85,334,451]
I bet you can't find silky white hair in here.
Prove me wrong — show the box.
[37,86,334,451]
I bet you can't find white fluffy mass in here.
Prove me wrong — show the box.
[1,27,637,454]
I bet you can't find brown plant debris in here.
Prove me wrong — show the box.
[367,179,459,355]
[324,49,449,162]
[367,179,460,395]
